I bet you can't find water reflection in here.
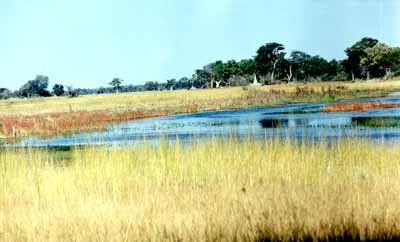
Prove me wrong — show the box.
[259,117,400,129]
[352,117,400,127]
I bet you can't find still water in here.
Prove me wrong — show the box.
[8,96,400,147]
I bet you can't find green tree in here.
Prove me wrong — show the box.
[280,58,293,82]
[203,63,217,88]
[328,60,347,81]
[236,59,257,84]
[288,51,311,81]
[361,44,400,79]
[176,77,191,89]
[166,79,176,90]
[109,78,123,93]
[303,56,335,81]
[52,84,65,96]
[343,37,379,80]
[211,61,230,88]
[238,59,256,76]
[192,69,210,88]
[143,81,159,91]
[0,88,12,99]
[97,87,107,94]
[382,47,400,78]
[66,85,78,97]
[19,75,51,97]
[224,60,240,86]
[255,42,285,82]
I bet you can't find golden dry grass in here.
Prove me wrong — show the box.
[1,80,399,116]
[1,137,400,241]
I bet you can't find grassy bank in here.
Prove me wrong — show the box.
[1,80,400,137]
[1,137,400,241]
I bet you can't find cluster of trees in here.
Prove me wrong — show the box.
[1,37,399,99]
[191,37,400,88]
[343,38,400,80]
[0,75,78,99]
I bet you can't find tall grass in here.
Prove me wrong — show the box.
[1,137,400,241]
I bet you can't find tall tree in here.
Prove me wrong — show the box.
[361,44,400,79]
[343,37,379,80]
[255,42,285,82]
[0,88,12,99]
[66,85,78,97]
[211,61,230,88]
[238,59,256,76]
[166,79,176,90]
[143,81,159,91]
[203,63,217,88]
[52,84,65,96]
[19,75,51,97]
[288,51,311,81]
[303,55,331,80]
[388,48,400,77]
[192,69,210,88]
[280,58,293,82]
[109,78,123,93]
[176,77,191,89]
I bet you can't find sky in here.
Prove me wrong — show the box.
[1,0,399,90]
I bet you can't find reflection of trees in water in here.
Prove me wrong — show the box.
[259,117,400,129]
[259,118,352,128]
[260,119,289,128]
[352,117,400,127]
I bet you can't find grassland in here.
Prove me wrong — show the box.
[1,80,400,138]
[0,137,399,242]
[2,80,400,241]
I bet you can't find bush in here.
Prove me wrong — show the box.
[66,86,79,98]
[392,64,400,77]
[0,88,12,99]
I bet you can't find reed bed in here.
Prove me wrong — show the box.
[1,137,400,241]
[322,101,400,112]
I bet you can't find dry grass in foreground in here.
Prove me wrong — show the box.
[1,80,400,137]
[1,137,400,241]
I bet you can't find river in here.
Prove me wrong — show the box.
[7,96,400,147]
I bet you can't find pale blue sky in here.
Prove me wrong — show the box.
[1,0,399,90]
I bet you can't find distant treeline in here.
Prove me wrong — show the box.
[1,37,399,99]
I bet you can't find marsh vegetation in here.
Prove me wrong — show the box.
[1,137,400,242]
[1,80,399,138]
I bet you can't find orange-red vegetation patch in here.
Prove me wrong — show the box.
[321,101,400,112]
[0,109,172,137]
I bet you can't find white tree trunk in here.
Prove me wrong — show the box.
[385,68,392,80]
[271,59,279,82]
[286,65,293,82]
[253,74,258,84]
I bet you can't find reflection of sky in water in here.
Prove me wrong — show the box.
[8,96,400,147]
